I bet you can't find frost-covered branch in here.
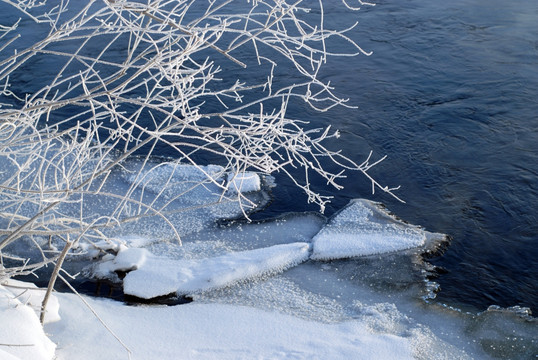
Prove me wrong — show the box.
[0,0,397,282]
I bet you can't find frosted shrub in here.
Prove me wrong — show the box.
[0,0,400,302]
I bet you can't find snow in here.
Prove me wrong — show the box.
[1,279,60,324]
[46,294,415,360]
[0,349,20,360]
[0,283,56,360]
[91,246,148,279]
[94,243,311,298]
[311,199,427,260]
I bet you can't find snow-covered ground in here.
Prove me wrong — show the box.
[1,163,537,360]
[47,296,416,360]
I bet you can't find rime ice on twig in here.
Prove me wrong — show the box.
[0,0,399,281]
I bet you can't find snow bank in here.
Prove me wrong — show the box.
[0,283,56,360]
[47,295,415,360]
[311,199,427,260]
[94,243,311,298]
[2,279,60,324]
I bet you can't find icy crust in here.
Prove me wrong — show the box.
[0,282,56,360]
[193,276,349,324]
[311,199,429,260]
[95,243,311,298]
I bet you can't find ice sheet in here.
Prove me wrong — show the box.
[226,172,261,194]
[94,243,311,298]
[181,212,325,252]
[124,162,262,199]
[3,154,535,360]
[111,160,268,238]
[311,199,427,260]
[124,162,225,201]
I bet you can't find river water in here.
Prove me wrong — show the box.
[2,0,537,315]
[288,0,538,314]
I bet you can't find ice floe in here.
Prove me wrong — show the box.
[124,162,225,201]
[93,242,311,298]
[311,199,431,260]
[109,160,269,238]
[124,161,262,200]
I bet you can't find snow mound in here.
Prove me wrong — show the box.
[95,243,311,299]
[311,199,427,260]
[0,283,56,360]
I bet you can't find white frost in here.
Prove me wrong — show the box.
[311,199,427,260]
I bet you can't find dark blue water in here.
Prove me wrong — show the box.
[277,0,538,314]
[2,0,537,314]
